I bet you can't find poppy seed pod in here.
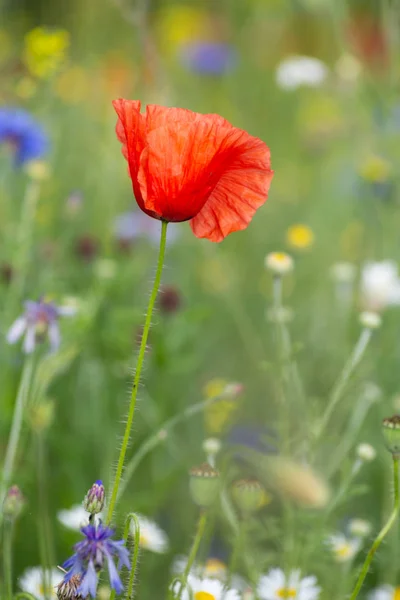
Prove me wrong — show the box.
[382,415,400,456]
[189,463,220,508]
[231,478,271,516]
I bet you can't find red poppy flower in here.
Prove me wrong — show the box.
[113,99,273,242]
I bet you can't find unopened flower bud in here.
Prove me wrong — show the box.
[359,311,381,330]
[202,438,222,457]
[3,485,25,520]
[57,574,85,599]
[231,478,271,516]
[189,463,220,508]
[265,252,294,275]
[356,443,376,462]
[382,415,400,456]
[83,480,105,514]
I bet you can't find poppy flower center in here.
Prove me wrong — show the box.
[194,592,215,600]
[277,589,297,598]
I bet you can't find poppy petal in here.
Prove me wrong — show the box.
[190,133,273,242]
[137,116,231,222]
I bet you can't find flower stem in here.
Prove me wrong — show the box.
[0,357,34,521]
[315,327,372,441]
[124,513,141,600]
[349,454,400,600]
[176,511,208,599]
[106,220,168,524]
[3,520,14,600]
[117,394,226,503]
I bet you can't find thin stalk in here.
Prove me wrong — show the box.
[176,511,208,599]
[35,432,54,598]
[227,520,244,587]
[106,220,168,524]
[349,454,400,600]
[3,520,13,600]
[0,357,34,516]
[117,394,226,502]
[14,595,37,600]
[315,328,372,441]
[109,513,140,600]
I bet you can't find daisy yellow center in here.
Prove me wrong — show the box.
[393,588,400,600]
[139,533,148,546]
[194,593,215,600]
[336,544,352,558]
[277,588,297,598]
[205,558,226,575]
[38,584,55,595]
[287,225,314,249]
[273,252,289,262]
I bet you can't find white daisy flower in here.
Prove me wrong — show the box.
[19,567,62,599]
[368,585,400,600]
[133,514,169,553]
[328,533,361,563]
[172,556,248,591]
[258,568,320,600]
[356,443,376,462]
[57,504,94,530]
[348,518,372,538]
[361,261,400,312]
[181,575,240,600]
[276,56,328,90]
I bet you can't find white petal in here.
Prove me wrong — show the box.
[23,326,36,354]
[6,317,27,344]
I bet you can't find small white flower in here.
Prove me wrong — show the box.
[203,437,222,460]
[133,514,169,553]
[328,534,361,563]
[258,568,320,600]
[368,585,400,600]
[361,261,400,312]
[276,55,328,90]
[181,575,240,600]
[265,252,294,275]
[357,443,377,462]
[19,567,62,599]
[348,518,372,537]
[359,311,382,330]
[173,556,227,580]
[57,504,94,530]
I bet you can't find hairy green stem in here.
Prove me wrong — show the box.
[117,394,226,502]
[349,454,400,600]
[176,511,208,599]
[315,327,372,441]
[0,357,34,519]
[3,520,14,600]
[106,220,168,524]
[109,513,141,600]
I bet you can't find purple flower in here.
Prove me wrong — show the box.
[114,209,178,246]
[0,107,49,166]
[61,521,130,597]
[6,298,76,354]
[180,42,237,75]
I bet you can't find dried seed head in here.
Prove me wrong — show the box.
[231,478,271,516]
[189,463,220,508]
[57,574,86,599]
[382,415,400,456]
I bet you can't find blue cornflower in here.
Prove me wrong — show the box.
[227,424,278,455]
[61,521,130,597]
[6,298,76,354]
[0,107,49,166]
[180,41,237,76]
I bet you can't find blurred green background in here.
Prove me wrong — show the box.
[1,0,400,598]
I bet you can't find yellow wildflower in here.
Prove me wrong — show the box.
[155,4,209,55]
[286,224,314,250]
[25,160,50,181]
[359,155,392,183]
[203,378,241,434]
[23,27,69,79]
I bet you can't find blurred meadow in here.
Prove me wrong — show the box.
[1,0,400,599]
